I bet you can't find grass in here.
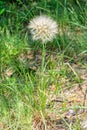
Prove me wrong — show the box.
[0,0,87,130]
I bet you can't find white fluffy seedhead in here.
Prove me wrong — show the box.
[28,15,58,43]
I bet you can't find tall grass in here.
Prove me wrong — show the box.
[0,0,87,129]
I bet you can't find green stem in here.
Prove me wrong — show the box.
[42,43,46,73]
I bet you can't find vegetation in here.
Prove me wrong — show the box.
[0,0,87,129]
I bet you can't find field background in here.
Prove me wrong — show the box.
[0,0,87,130]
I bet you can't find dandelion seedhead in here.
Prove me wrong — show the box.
[28,15,58,43]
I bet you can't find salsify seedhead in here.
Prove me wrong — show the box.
[28,15,58,43]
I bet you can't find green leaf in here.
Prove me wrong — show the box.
[0,8,5,15]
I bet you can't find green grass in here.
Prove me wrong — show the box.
[0,0,87,130]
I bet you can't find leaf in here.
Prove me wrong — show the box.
[0,9,5,15]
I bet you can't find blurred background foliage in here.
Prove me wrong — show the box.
[0,0,87,55]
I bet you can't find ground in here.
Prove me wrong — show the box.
[0,0,87,130]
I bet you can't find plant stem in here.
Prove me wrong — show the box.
[42,43,46,73]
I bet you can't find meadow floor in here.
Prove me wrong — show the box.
[0,1,87,130]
